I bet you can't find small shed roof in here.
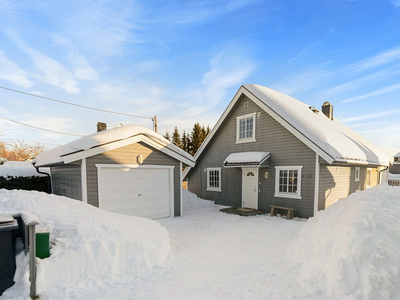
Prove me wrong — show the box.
[223,152,270,167]
[394,152,400,158]
[33,125,195,167]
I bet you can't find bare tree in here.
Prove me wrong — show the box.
[0,139,46,161]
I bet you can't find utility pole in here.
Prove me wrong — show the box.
[153,116,158,133]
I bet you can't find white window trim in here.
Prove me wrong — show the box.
[355,167,360,182]
[207,167,222,192]
[274,166,303,199]
[236,112,256,144]
[366,168,372,188]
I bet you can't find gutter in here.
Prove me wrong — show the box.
[378,164,391,184]
[34,165,52,194]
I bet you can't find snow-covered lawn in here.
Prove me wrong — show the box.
[1,186,400,300]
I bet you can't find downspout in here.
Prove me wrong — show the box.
[378,165,391,184]
[34,165,52,194]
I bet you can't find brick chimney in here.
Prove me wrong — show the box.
[97,122,107,132]
[322,102,333,120]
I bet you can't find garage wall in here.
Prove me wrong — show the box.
[85,142,182,216]
[51,162,82,200]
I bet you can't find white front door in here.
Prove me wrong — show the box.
[242,168,259,209]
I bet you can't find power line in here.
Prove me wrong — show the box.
[0,115,85,137]
[0,85,154,120]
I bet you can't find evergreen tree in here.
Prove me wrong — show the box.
[163,129,171,141]
[190,122,202,156]
[172,126,181,147]
[181,131,188,152]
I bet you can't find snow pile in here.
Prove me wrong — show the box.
[0,190,170,297]
[0,161,46,178]
[288,185,400,300]
[183,189,215,210]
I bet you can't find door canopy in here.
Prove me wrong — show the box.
[223,152,270,168]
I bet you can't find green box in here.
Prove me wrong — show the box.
[36,230,50,259]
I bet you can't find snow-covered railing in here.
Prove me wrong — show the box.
[388,179,400,186]
[10,212,39,299]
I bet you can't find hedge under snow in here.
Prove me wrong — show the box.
[288,184,400,300]
[0,189,170,297]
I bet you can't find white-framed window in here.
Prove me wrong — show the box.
[207,167,221,192]
[274,166,302,199]
[236,112,256,144]
[355,167,360,182]
[366,168,372,188]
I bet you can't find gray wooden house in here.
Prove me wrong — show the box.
[33,125,195,219]
[389,152,400,174]
[183,84,390,218]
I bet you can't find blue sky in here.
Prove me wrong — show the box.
[0,0,400,159]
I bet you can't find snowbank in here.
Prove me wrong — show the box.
[182,190,215,210]
[0,190,170,298]
[0,161,47,178]
[288,184,400,300]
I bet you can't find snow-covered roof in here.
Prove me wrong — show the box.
[0,161,48,178]
[244,84,389,166]
[394,152,400,158]
[33,125,195,167]
[223,152,270,167]
[189,84,389,168]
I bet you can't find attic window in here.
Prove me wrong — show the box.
[236,113,256,144]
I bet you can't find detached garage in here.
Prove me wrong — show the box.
[32,125,195,219]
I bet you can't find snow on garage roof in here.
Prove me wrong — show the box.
[223,152,270,167]
[33,125,195,167]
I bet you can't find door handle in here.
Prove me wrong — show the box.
[138,194,141,196]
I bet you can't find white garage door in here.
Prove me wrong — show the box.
[99,167,172,219]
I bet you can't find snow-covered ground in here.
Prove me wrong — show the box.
[1,186,400,299]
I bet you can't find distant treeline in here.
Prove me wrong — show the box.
[164,122,210,156]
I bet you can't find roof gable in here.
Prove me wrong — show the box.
[185,84,389,178]
[33,125,195,167]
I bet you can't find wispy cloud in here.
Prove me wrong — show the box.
[341,82,400,103]
[0,49,34,88]
[53,35,99,81]
[391,0,400,7]
[350,46,400,72]
[179,45,255,115]
[315,64,400,99]
[151,0,258,25]
[341,109,400,123]
[6,30,80,94]
[61,2,137,56]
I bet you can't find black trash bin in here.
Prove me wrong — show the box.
[0,215,18,296]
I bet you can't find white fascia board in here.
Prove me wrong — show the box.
[62,135,195,167]
[187,86,334,179]
[182,166,191,179]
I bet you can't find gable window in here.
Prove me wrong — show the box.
[207,168,221,192]
[355,167,360,182]
[236,113,256,144]
[274,166,302,199]
[366,168,372,188]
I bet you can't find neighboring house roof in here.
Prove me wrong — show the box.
[184,84,389,178]
[33,125,195,167]
[394,152,400,158]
